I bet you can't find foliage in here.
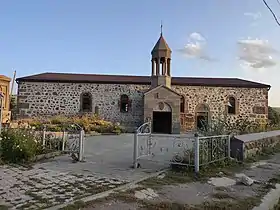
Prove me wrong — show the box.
[13,114,125,134]
[10,95,17,120]
[0,129,43,163]
[197,113,273,136]
[268,106,280,126]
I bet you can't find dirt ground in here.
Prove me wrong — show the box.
[60,153,280,210]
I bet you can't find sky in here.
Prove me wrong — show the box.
[1,0,280,106]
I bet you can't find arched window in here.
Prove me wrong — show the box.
[120,94,129,112]
[228,97,236,114]
[81,92,92,112]
[180,96,185,113]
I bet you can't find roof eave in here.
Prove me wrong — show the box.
[16,78,270,88]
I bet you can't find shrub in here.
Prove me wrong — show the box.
[0,129,41,163]
[14,114,124,134]
[268,106,280,126]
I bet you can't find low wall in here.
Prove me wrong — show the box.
[230,130,280,161]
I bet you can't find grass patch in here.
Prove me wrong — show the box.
[0,205,9,210]
[274,197,280,210]
[59,200,87,210]
[211,192,236,200]
[139,171,194,189]
[141,159,246,189]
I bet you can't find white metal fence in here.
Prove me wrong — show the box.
[133,122,231,173]
[1,123,85,162]
[41,128,85,162]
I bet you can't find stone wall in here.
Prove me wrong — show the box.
[17,82,149,131]
[230,130,280,161]
[17,81,268,132]
[0,75,11,123]
[172,85,268,131]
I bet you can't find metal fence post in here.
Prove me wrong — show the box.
[42,127,46,147]
[78,129,84,162]
[82,130,85,159]
[133,128,139,169]
[228,135,231,158]
[194,133,200,173]
[62,131,66,151]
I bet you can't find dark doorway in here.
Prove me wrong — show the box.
[152,111,172,134]
[196,113,208,130]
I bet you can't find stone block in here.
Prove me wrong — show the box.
[230,130,280,161]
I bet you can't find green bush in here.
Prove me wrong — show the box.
[17,114,125,134]
[0,129,42,163]
[268,106,280,126]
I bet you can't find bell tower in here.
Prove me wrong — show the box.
[151,24,172,89]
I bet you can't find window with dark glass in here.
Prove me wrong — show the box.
[228,97,236,114]
[81,92,92,112]
[120,94,129,112]
[180,96,185,113]
[94,106,99,115]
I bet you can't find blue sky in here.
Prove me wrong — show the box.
[1,0,280,105]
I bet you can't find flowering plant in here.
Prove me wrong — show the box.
[0,128,42,163]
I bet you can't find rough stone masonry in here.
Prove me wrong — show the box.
[17,81,268,132]
[15,31,270,133]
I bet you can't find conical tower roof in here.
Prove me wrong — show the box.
[151,34,171,53]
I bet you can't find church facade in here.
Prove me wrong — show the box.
[16,33,270,133]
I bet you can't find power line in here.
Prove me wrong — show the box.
[262,0,280,26]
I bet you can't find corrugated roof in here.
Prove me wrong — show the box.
[16,72,271,88]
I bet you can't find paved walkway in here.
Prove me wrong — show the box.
[0,134,166,209]
[0,165,128,209]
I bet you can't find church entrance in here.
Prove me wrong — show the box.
[152,111,172,134]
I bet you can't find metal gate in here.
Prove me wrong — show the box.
[133,122,230,172]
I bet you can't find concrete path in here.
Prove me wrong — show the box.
[34,134,167,182]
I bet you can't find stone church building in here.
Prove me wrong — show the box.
[16,32,270,133]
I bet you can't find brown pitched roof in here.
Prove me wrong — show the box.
[16,72,271,88]
[152,35,171,53]
[0,75,11,82]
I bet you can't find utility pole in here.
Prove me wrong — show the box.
[10,70,16,104]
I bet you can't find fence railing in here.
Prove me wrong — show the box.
[133,123,231,173]
[41,127,85,161]
[1,125,85,162]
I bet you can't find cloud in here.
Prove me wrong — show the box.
[177,32,216,62]
[237,38,278,70]
[244,12,262,27]
[189,32,205,42]
[244,12,262,20]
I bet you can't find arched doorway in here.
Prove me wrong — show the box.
[195,104,210,131]
[152,102,172,134]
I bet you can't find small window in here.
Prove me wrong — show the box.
[81,92,92,112]
[228,97,236,114]
[180,96,185,113]
[120,94,129,112]
[94,106,99,116]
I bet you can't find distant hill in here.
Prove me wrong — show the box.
[272,107,280,114]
